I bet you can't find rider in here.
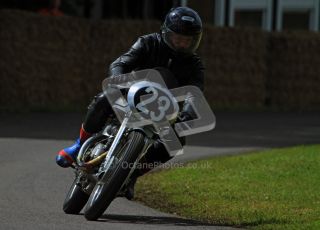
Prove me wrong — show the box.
[56,6,204,199]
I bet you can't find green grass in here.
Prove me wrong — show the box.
[135,145,320,229]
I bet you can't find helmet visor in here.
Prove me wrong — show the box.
[162,28,202,54]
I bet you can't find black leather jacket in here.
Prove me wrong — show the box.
[109,33,205,91]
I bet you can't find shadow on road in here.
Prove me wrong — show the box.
[98,214,217,226]
[0,112,319,148]
[98,214,289,228]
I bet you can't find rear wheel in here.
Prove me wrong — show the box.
[84,131,145,221]
[63,179,89,214]
[63,134,109,214]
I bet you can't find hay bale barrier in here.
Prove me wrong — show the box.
[0,9,319,111]
[199,26,267,110]
[267,31,320,110]
[0,10,92,111]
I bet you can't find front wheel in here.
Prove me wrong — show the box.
[84,131,145,220]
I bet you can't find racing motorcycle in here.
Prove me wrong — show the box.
[61,69,215,221]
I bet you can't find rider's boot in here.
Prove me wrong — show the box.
[124,157,151,200]
[124,176,137,200]
[56,125,92,167]
[124,141,173,200]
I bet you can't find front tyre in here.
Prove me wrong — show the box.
[84,131,145,221]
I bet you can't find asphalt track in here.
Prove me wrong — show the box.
[0,112,319,230]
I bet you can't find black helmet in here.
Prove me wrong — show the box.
[161,7,202,55]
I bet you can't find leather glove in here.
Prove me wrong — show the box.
[177,111,193,122]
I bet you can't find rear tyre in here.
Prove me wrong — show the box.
[63,134,109,214]
[63,179,89,214]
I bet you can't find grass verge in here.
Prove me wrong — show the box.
[135,145,320,229]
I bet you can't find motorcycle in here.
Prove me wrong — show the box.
[61,69,215,221]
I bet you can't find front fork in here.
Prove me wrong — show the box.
[100,116,154,184]
[99,116,129,183]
